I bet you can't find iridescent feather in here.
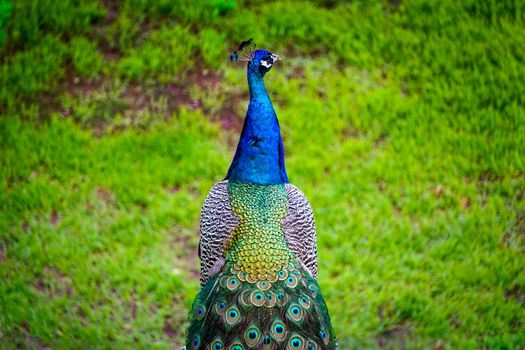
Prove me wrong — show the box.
[186,40,336,349]
[186,184,336,349]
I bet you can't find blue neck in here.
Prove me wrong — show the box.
[225,66,289,184]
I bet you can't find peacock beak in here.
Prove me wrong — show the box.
[271,54,280,62]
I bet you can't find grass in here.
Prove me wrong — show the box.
[0,0,524,349]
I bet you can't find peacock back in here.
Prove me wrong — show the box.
[186,182,336,350]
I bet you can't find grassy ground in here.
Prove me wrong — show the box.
[1,0,524,349]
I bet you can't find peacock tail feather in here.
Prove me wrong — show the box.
[186,183,336,349]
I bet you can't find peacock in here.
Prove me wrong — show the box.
[185,39,337,350]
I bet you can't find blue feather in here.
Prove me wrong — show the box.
[225,50,288,185]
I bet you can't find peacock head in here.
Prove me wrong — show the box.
[230,38,280,77]
[250,49,280,76]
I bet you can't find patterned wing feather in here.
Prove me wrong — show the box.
[283,184,318,278]
[199,181,239,285]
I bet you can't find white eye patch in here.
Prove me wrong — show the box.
[260,59,273,68]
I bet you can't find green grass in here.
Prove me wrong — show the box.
[1,0,524,349]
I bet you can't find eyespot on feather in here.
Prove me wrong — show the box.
[275,290,289,306]
[220,276,228,288]
[308,341,319,350]
[270,319,287,342]
[286,303,304,323]
[243,325,262,347]
[288,333,307,350]
[226,276,240,291]
[263,334,273,349]
[277,269,289,281]
[308,283,318,298]
[224,305,241,327]
[257,280,271,291]
[250,290,266,307]
[237,270,248,282]
[228,342,244,350]
[264,291,277,308]
[195,304,206,320]
[214,301,227,315]
[285,275,298,288]
[210,338,224,350]
[298,293,311,310]
[191,336,200,350]
[239,289,252,308]
[319,330,329,345]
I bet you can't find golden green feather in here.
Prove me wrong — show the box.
[225,182,295,283]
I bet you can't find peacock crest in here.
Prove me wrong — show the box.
[230,38,256,63]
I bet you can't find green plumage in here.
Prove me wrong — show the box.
[186,183,336,349]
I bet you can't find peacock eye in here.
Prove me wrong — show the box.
[260,59,272,68]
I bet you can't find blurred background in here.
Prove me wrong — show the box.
[0,0,524,349]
